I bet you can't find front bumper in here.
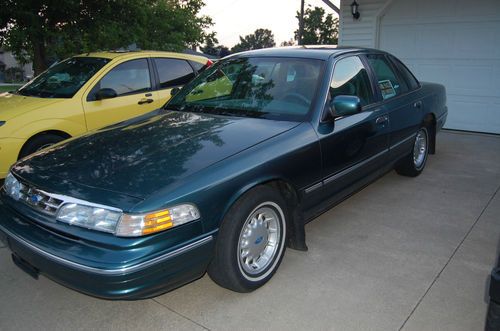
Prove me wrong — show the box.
[0,198,215,299]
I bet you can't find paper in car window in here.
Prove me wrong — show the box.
[378,80,396,100]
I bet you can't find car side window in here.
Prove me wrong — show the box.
[153,58,195,89]
[330,56,374,107]
[95,59,151,98]
[389,56,420,90]
[367,54,409,100]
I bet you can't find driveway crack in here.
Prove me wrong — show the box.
[399,183,500,330]
[152,298,211,331]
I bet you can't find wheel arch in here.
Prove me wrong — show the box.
[221,176,305,250]
[423,112,437,154]
[18,130,72,159]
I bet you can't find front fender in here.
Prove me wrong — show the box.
[10,118,87,140]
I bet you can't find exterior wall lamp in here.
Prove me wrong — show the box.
[350,1,360,19]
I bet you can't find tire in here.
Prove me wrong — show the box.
[208,185,288,292]
[19,134,66,159]
[486,300,500,331]
[395,127,429,177]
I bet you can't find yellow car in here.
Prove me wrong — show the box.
[0,50,211,178]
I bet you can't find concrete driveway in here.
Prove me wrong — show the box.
[1,131,499,331]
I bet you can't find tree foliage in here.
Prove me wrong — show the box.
[280,39,295,47]
[0,0,215,75]
[295,6,338,45]
[200,38,230,57]
[231,28,275,53]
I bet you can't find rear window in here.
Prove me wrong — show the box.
[389,56,420,90]
[153,58,195,89]
[367,54,409,100]
[189,60,210,73]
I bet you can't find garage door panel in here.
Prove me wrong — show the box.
[454,23,500,57]
[417,26,455,58]
[448,98,500,133]
[456,0,500,17]
[452,64,494,94]
[417,0,457,19]
[379,26,417,58]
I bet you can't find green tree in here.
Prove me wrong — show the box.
[280,39,295,46]
[295,6,338,45]
[231,28,275,53]
[0,0,215,75]
[200,39,230,57]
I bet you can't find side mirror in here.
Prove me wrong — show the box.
[95,88,117,101]
[329,95,362,118]
[170,87,181,96]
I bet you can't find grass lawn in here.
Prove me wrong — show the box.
[0,85,21,93]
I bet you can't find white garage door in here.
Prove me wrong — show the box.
[379,0,500,134]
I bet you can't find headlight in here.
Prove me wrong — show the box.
[4,172,22,200]
[116,204,200,237]
[57,203,122,233]
[56,202,200,236]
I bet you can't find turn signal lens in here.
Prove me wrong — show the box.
[116,204,200,237]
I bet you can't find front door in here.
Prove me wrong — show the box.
[318,56,390,198]
[82,58,162,130]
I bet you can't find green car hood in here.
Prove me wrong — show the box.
[13,111,299,201]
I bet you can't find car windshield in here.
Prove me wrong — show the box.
[167,57,324,121]
[17,57,110,98]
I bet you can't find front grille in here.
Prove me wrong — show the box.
[18,183,64,216]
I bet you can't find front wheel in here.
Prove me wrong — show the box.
[395,127,429,177]
[208,186,287,292]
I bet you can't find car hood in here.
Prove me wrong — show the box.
[13,111,299,200]
[0,92,65,120]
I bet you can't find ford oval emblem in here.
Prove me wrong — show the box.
[30,194,42,204]
[254,236,263,245]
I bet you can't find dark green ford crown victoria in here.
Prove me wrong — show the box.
[0,47,447,299]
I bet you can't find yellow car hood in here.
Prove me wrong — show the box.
[0,92,65,121]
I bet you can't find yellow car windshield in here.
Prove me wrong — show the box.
[18,57,110,99]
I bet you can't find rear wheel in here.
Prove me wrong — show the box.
[19,134,66,159]
[208,186,287,292]
[395,127,429,177]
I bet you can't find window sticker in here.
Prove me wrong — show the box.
[378,79,396,100]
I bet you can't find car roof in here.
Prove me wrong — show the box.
[231,46,385,60]
[74,50,208,63]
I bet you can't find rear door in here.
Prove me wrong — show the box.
[82,58,162,130]
[318,55,390,198]
[365,54,422,161]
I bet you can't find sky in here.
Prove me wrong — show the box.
[199,0,340,48]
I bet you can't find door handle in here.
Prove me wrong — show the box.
[375,115,389,125]
[413,101,422,109]
[138,98,154,105]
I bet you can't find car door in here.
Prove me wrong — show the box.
[82,58,162,130]
[151,57,196,105]
[318,55,390,199]
[365,54,422,161]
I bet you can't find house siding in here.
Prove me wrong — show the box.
[339,0,390,48]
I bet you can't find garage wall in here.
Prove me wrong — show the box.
[339,0,500,134]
